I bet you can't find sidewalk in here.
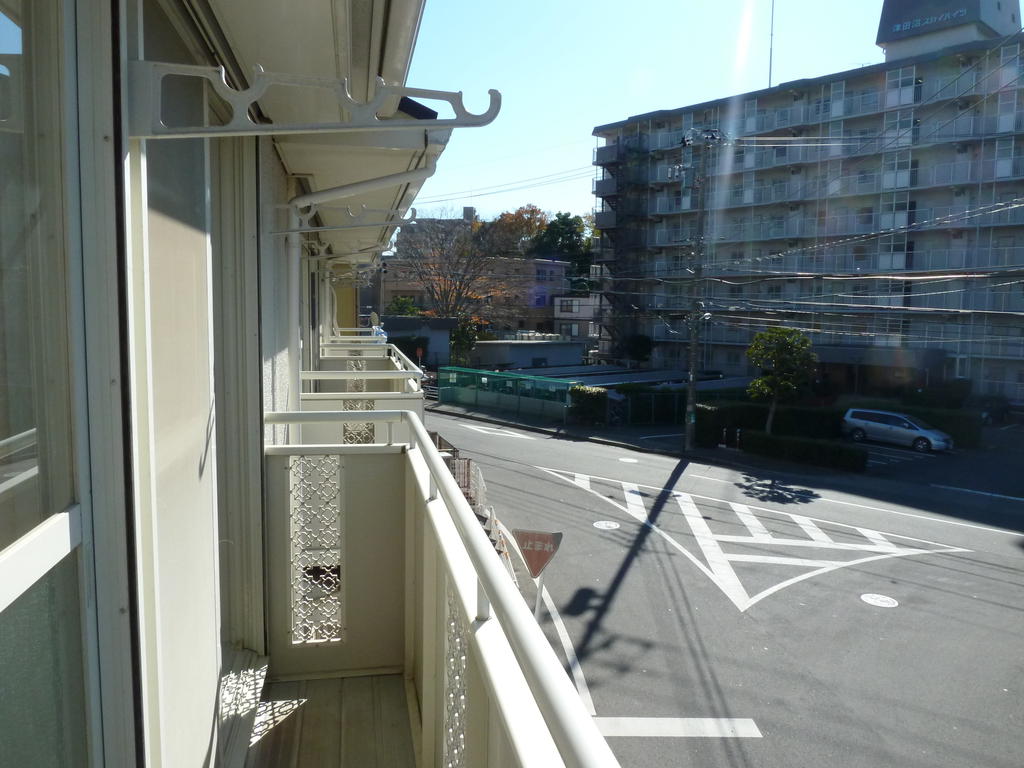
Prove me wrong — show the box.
[424,400,835,479]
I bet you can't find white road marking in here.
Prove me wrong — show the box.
[999,423,1018,431]
[595,717,762,738]
[461,424,535,439]
[869,445,934,458]
[789,514,834,544]
[539,467,969,612]
[618,457,639,463]
[855,527,901,551]
[573,473,591,490]
[675,494,750,608]
[712,535,923,554]
[593,520,620,530]
[726,554,836,567]
[498,519,596,716]
[861,593,899,608]
[930,484,1024,502]
[621,483,648,521]
[638,433,685,440]
[542,587,597,716]
[731,503,772,541]
[542,465,1017,536]
[807,495,1014,534]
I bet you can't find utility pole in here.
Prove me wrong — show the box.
[681,128,725,452]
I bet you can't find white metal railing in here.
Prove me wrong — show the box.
[317,343,424,376]
[0,428,38,502]
[263,410,619,768]
[324,326,388,346]
[0,428,36,461]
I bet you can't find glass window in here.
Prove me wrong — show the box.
[0,554,88,767]
[0,1,86,757]
[1,2,75,550]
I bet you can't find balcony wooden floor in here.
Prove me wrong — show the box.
[245,674,415,768]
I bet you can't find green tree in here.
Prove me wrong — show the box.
[384,296,419,315]
[746,327,818,435]
[450,314,479,366]
[481,204,549,255]
[530,211,591,277]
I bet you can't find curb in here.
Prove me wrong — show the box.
[424,404,818,476]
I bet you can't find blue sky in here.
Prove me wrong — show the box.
[407,0,887,220]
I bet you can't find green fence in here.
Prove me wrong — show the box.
[439,367,576,420]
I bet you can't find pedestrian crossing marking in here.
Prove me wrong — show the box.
[539,467,969,612]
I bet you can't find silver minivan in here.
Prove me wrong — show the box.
[841,408,954,452]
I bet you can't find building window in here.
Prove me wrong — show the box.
[885,65,917,107]
[560,323,580,337]
[559,299,578,313]
[534,295,547,307]
[0,2,90,764]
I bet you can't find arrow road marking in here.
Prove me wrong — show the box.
[539,467,969,612]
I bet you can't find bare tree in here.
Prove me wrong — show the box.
[391,213,532,326]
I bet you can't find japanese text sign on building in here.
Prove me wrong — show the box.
[511,529,563,579]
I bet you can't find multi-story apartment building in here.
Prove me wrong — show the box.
[553,293,602,347]
[0,1,616,766]
[594,0,1024,402]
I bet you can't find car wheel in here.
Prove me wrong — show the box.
[850,428,866,442]
[912,437,931,453]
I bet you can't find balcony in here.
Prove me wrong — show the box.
[593,144,621,165]
[652,227,695,247]
[301,343,425,442]
[592,176,618,197]
[648,130,685,151]
[594,209,617,230]
[650,195,692,215]
[259,410,618,767]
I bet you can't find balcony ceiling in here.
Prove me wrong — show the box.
[208,0,442,261]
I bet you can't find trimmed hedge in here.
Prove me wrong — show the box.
[740,430,868,472]
[708,401,846,440]
[569,385,608,425]
[695,404,721,448]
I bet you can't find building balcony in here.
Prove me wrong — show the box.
[594,209,617,230]
[648,130,686,151]
[650,195,693,215]
[593,144,622,165]
[260,410,618,767]
[707,245,1024,277]
[711,113,1024,177]
[651,227,696,247]
[650,164,689,185]
[593,176,619,197]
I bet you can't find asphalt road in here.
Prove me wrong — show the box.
[425,410,1024,768]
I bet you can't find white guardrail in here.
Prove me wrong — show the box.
[263,410,620,768]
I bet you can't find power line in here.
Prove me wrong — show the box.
[416,167,593,203]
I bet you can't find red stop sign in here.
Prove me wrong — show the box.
[511,530,563,578]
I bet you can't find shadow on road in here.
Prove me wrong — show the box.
[733,473,821,505]
[568,458,688,666]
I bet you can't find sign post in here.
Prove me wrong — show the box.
[511,529,563,620]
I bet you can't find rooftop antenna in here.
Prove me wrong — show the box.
[768,0,776,88]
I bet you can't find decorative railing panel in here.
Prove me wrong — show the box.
[289,455,345,644]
